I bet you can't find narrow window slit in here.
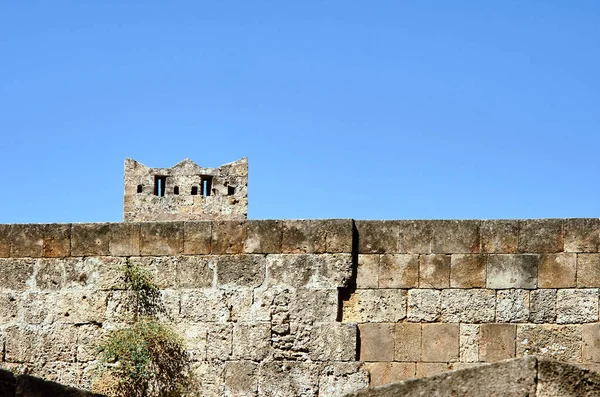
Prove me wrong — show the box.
[174,186,179,195]
[191,186,198,195]
[137,185,143,193]
[154,176,167,196]
[227,186,235,196]
[201,176,213,196]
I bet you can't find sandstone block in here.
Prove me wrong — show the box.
[140,222,183,256]
[127,256,178,289]
[109,223,140,256]
[281,220,326,253]
[319,362,369,397]
[175,322,207,361]
[480,323,515,362]
[365,362,416,387]
[54,291,107,324]
[430,220,480,254]
[64,256,126,291]
[496,289,530,323]
[206,323,233,361]
[183,221,212,254]
[309,323,357,361]
[538,253,576,288]
[460,324,479,362]
[0,224,10,257]
[76,323,105,362]
[258,362,318,397]
[43,224,70,258]
[518,219,563,253]
[266,254,352,290]
[216,255,265,288]
[359,323,395,361]
[419,254,450,288]
[450,254,486,288]
[564,218,600,252]
[212,221,246,254]
[223,360,258,397]
[71,223,110,256]
[577,253,600,287]
[0,292,18,322]
[397,220,432,254]
[379,254,418,288]
[415,362,452,378]
[583,323,600,362]
[192,362,225,397]
[356,221,399,254]
[343,289,406,323]
[20,292,54,324]
[516,324,581,362]
[290,288,340,323]
[441,289,496,323]
[421,323,459,362]
[323,219,354,253]
[232,322,271,360]
[35,258,65,290]
[480,220,519,253]
[245,220,282,254]
[486,254,538,289]
[176,255,213,288]
[10,224,44,258]
[0,259,34,290]
[180,289,251,323]
[395,323,421,361]
[556,288,598,324]
[356,254,379,289]
[407,289,440,322]
[529,289,557,323]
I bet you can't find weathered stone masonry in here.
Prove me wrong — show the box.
[1,219,600,396]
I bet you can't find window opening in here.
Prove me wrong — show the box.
[201,176,213,196]
[174,186,179,195]
[191,186,198,195]
[227,186,235,196]
[137,185,143,193]
[154,176,167,197]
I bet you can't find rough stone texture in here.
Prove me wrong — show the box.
[71,223,110,256]
[419,254,450,288]
[232,322,271,361]
[421,323,459,362]
[430,220,480,254]
[583,323,600,362]
[450,254,485,288]
[140,222,184,256]
[486,254,538,289]
[577,254,600,287]
[43,224,71,258]
[537,358,600,397]
[224,360,258,397]
[516,324,581,362]
[281,220,326,254]
[441,289,496,323]
[459,324,479,362]
[394,323,421,361]
[407,289,440,322]
[323,219,354,253]
[480,220,519,253]
[10,224,44,258]
[0,224,10,257]
[518,219,563,253]
[365,362,416,387]
[245,220,282,254]
[564,218,600,253]
[309,323,357,361]
[0,259,34,290]
[356,221,399,254]
[356,255,379,289]
[344,290,406,323]
[359,323,395,362]
[556,288,599,324]
[538,253,576,288]
[415,363,453,378]
[215,255,266,288]
[378,254,418,288]
[480,324,515,362]
[212,221,246,254]
[267,254,352,290]
[319,363,369,397]
[184,221,212,254]
[398,221,432,254]
[496,289,530,323]
[109,222,140,256]
[258,362,318,397]
[529,289,557,323]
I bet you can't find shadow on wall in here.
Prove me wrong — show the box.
[0,368,105,397]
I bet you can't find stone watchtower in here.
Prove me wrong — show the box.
[123,157,248,222]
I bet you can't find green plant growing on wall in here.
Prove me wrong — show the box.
[93,262,196,397]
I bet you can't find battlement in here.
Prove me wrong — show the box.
[123,157,248,222]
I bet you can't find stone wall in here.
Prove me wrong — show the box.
[0,219,600,395]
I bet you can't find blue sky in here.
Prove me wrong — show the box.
[1,1,599,223]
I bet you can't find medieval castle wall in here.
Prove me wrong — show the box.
[0,219,599,396]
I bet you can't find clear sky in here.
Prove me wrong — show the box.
[1,1,599,223]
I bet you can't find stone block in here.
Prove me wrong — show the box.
[176,255,213,288]
[0,259,34,290]
[518,219,563,253]
[232,322,271,361]
[556,288,598,324]
[577,253,600,287]
[54,291,107,324]
[216,255,265,288]
[76,323,105,362]
[516,324,581,362]
[10,224,44,258]
[244,220,282,253]
[0,292,18,322]
[430,220,480,254]
[266,254,352,290]
[355,221,399,254]
[140,222,183,255]
[281,220,326,253]
[486,254,538,289]
[450,254,486,288]
[359,323,395,361]
[480,323,515,362]
[180,289,244,322]
[206,323,233,361]
[395,323,421,361]
[379,254,418,288]
[318,362,369,397]
[365,362,416,387]
[64,256,126,290]
[20,292,54,324]
[223,361,258,397]
[343,289,406,323]
[109,223,140,256]
[496,289,530,323]
[481,220,519,253]
[183,221,211,254]
[537,359,600,397]
[258,362,318,397]
[309,323,357,361]
[460,324,479,362]
[583,323,600,362]
[192,362,225,397]
[35,258,65,290]
[415,362,452,378]
[290,288,339,323]
[176,322,207,361]
[211,221,246,254]
[127,256,178,289]
[397,220,432,254]
[356,254,379,288]
[538,253,576,288]
[0,224,10,257]
[324,219,354,253]
[564,218,600,252]
[441,289,496,323]
[529,289,557,323]
[407,289,440,322]
[419,254,450,288]
[421,323,459,362]
[71,223,110,256]
[43,224,71,258]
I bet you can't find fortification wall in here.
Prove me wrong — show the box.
[0,219,600,396]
